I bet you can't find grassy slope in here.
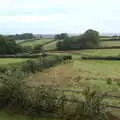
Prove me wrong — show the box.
[44,41,58,51]
[20,39,54,47]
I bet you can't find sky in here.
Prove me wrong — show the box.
[0,0,120,34]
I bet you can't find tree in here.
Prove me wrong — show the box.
[55,33,68,40]
[8,33,35,40]
[32,44,43,53]
[80,29,100,49]
[57,29,100,50]
[0,35,23,54]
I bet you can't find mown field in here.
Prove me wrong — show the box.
[19,39,54,47]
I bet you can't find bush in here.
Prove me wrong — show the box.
[63,88,109,120]
[0,70,26,109]
[21,55,72,74]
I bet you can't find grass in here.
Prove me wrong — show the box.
[27,60,120,93]
[16,40,26,44]
[44,41,58,51]
[0,58,29,66]
[101,41,120,47]
[0,111,56,120]
[79,49,120,57]
[20,39,54,47]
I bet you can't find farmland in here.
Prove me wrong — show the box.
[1,35,120,119]
[101,41,120,47]
[0,58,29,66]
[19,39,54,47]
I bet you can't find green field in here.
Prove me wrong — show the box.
[101,41,120,47]
[79,49,120,57]
[44,41,58,50]
[16,40,26,44]
[27,59,120,93]
[19,39,54,47]
[0,58,29,66]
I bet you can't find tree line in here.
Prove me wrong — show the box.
[8,33,35,40]
[55,29,100,50]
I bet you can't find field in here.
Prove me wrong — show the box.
[101,41,120,47]
[2,38,120,119]
[0,58,29,66]
[44,41,57,50]
[79,49,120,57]
[19,39,54,47]
[27,59,120,92]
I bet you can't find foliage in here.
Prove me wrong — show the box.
[32,44,43,53]
[57,29,100,50]
[8,33,35,40]
[55,33,68,40]
[63,88,109,120]
[0,71,26,108]
[0,35,23,54]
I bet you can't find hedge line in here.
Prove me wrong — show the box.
[0,54,42,58]
[0,55,72,73]
[82,56,120,60]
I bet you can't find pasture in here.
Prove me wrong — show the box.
[101,41,120,47]
[27,59,120,93]
[0,58,29,66]
[44,41,58,51]
[19,39,54,47]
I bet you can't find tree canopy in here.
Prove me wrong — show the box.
[57,29,100,50]
[0,35,23,54]
[55,33,68,40]
[8,33,35,40]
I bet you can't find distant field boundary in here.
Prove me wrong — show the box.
[0,54,42,58]
[82,56,120,60]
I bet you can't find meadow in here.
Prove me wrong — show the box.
[101,41,120,47]
[19,39,54,47]
[0,58,29,66]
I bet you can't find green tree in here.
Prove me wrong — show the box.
[55,33,68,40]
[0,35,23,54]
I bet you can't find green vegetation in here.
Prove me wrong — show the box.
[1,30,120,119]
[44,41,58,51]
[101,41,120,47]
[0,58,29,66]
[0,35,22,54]
[20,39,54,47]
[79,49,120,57]
[57,29,100,50]
[8,33,35,40]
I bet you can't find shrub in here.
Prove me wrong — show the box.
[63,88,109,120]
[0,70,26,109]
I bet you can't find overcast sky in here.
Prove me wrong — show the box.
[0,0,120,34]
